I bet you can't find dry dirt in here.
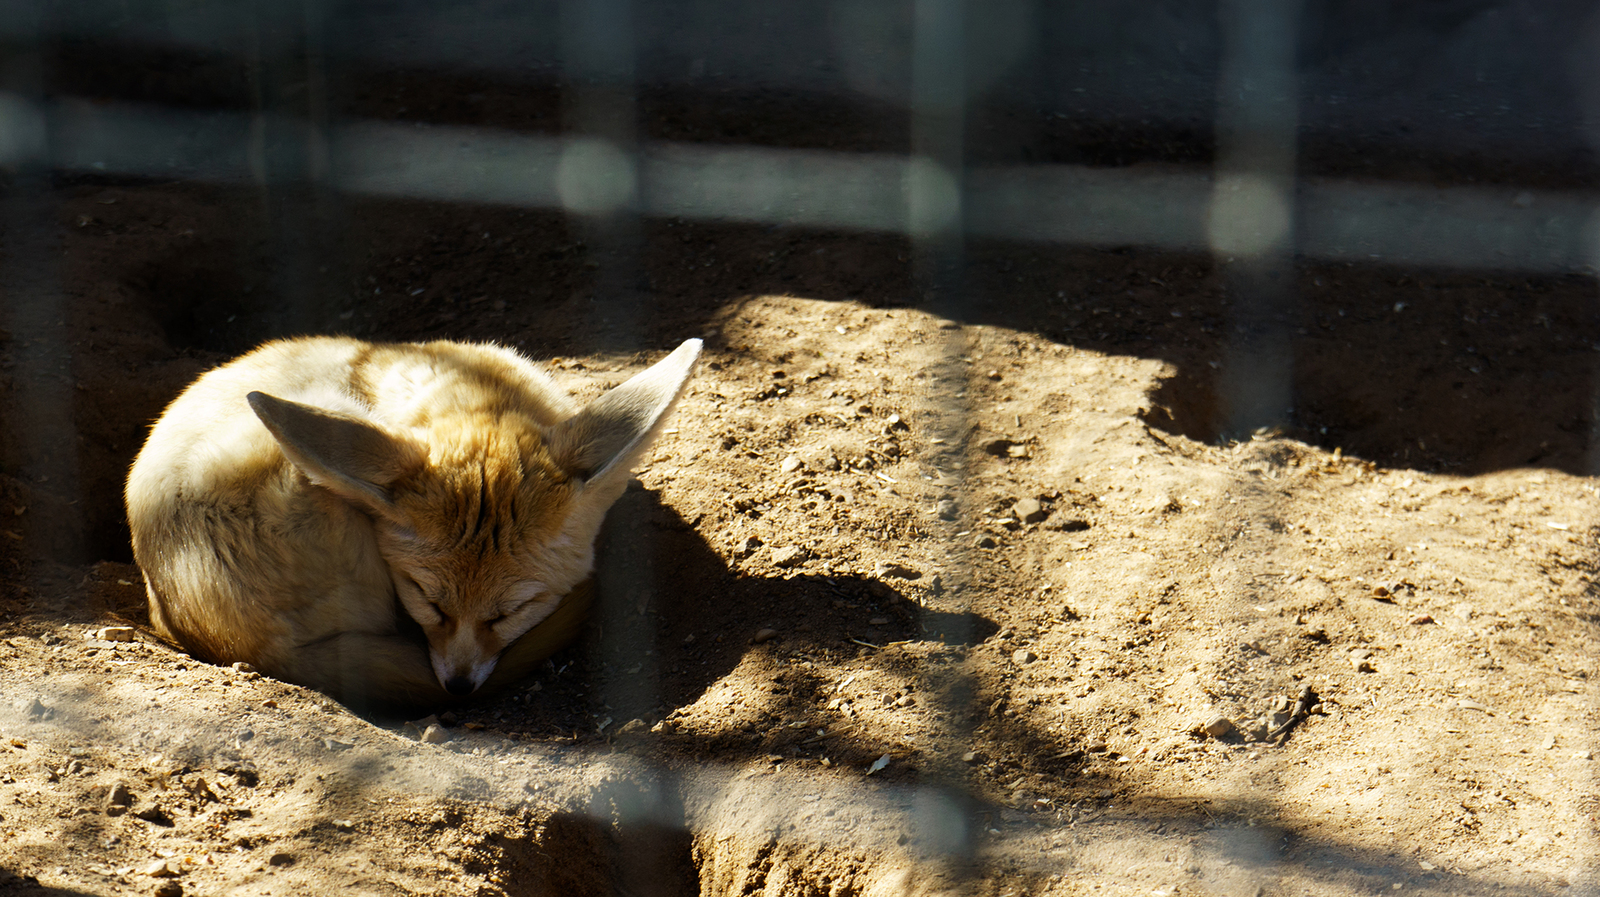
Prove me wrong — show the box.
[3,175,1600,897]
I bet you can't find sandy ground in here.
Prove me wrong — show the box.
[3,169,1600,897]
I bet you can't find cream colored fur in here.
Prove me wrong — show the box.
[126,336,700,713]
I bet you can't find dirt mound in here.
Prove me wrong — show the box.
[2,182,1597,896]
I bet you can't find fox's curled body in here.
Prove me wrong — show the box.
[126,336,700,713]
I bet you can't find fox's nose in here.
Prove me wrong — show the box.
[443,675,476,696]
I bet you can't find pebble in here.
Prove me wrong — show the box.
[135,806,174,826]
[105,782,134,814]
[1012,649,1037,665]
[93,626,136,642]
[1012,498,1046,524]
[874,562,920,580]
[935,499,959,521]
[1350,649,1376,673]
[974,535,998,549]
[1200,715,1236,739]
[1409,614,1434,625]
[420,725,450,745]
[734,536,763,557]
[752,628,779,644]
[142,859,178,878]
[779,456,803,473]
[615,718,648,738]
[322,737,354,751]
[155,882,183,897]
[770,546,808,567]
[961,751,979,763]
[268,852,295,867]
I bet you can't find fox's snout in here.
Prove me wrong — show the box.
[426,626,510,697]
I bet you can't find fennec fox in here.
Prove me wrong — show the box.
[126,336,701,712]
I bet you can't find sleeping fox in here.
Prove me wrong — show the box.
[125,336,700,713]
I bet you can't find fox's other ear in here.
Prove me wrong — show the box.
[247,391,424,513]
[546,338,702,485]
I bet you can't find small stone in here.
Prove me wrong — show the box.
[1012,498,1046,524]
[333,819,355,831]
[961,751,979,763]
[982,438,1015,456]
[1200,715,1236,739]
[1573,750,1593,761]
[94,626,136,642]
[770,546,808,567]
[734,536,762,557]
[230,661,257,673]
[874,562,920,580]
[184,777,217,803]
[143,859,178,878]
[779,455,803,473]
[1371,585,1393,601]
[268,852,295,867]
[134,806,174,826]
[322,737,354,751]
[1409,614,1434,625]
[935,498,958,521]
[615,718,648,738]
[105,782,134,814]
[1011,649,1037,665]
[975,535,998,549]
[752,628,779,644]
[1350,649,1376,673]
[420,725,450,745]
[155,882,184,897]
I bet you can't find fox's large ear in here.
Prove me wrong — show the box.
[546,339,702,486]
[247,391,424,513]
